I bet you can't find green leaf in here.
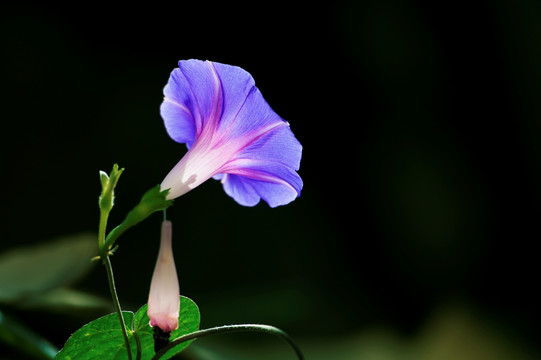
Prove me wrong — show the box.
[0,233,97,303]
[55,311,135,360]
[0,309,58,359]
[104,185,173,250]
[55,296,200,360]
[133,296,201,359]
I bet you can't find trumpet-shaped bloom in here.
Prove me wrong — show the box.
[148,220,179,332]
[160,59,303,207]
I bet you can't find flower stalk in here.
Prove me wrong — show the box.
[151,324,304,360]
[102,255,133,360]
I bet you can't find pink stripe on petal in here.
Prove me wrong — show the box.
[225,165,297,191]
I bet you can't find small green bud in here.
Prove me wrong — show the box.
[99,164,124,212]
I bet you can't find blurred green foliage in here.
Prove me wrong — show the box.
[0,234,97,303]
[0,234,110,358]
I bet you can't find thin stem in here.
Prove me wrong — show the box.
[134,331,142,360]
[98,165,137,359]
[151,324,304,360]
[103,256,133,360]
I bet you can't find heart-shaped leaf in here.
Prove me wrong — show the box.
[55,296,200,360]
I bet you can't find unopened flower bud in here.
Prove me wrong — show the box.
[148,220,179,332]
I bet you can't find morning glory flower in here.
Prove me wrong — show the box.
[148,220,180,332]
[160,59,303,207]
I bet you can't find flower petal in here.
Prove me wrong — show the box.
[162,60,222,147]
[222,168,302,208]
[233,123,302,170]
[161,98,196,146]
[160,60,304,207]
[218,122,303,207]
[221,174,260,206]
[162,60,287,147]
[210,63,280,141]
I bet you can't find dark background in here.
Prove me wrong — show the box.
[1,1,540,359]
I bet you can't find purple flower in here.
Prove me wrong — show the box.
[148,220,180,332]
[160,60,303,207]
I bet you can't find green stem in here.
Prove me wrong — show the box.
[134,331,142,360]
[98,209,109,248]
[151,324,304,360]
[103,256,133,360]
[97,165,137,359]
[103,223,128,251]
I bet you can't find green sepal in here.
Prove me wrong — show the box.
[102,185,173,251]
[55,296,200,360]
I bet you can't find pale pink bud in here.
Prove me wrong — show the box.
[147,220,180,332]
